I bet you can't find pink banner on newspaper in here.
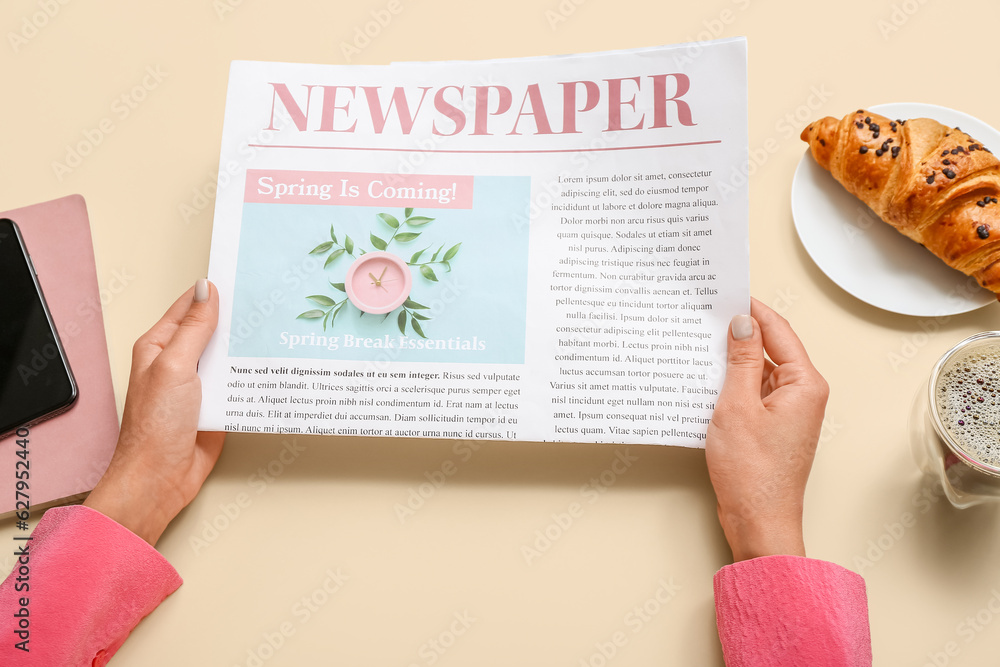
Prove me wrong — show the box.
[244,170,474,208]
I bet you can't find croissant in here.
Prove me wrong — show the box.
[801,109,1000,297]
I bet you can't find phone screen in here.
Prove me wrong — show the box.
[0,219,77,435]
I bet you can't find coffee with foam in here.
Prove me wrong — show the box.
[935,341,1000,470]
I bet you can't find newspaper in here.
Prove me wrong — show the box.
[197,38,749,447]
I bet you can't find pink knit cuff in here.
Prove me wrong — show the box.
[714,555,872,667]
[0,504,182,666]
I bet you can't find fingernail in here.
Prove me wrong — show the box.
[731,314,753,340]
[194,278,209,303]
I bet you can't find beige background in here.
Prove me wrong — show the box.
[3,0,1000,664]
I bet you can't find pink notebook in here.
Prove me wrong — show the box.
[0,195,119,514]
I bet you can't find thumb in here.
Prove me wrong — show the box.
[162,279,219,364]
[718,314,764,407]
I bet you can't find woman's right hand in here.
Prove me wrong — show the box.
[705,298,830,562]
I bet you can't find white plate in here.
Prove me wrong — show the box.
[791,102,998,317]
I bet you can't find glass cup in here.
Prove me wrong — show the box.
[910,332,1000,508]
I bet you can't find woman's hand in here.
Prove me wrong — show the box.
[84,280,225,546]
[706,298,830,562]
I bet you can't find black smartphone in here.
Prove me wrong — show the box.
[0,218,77,437]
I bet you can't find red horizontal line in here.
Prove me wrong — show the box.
[245,139,722,154]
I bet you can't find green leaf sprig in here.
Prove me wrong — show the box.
[370,208,435,251]
[309,224,356,269]
[296,282,349,331]
[408,242,461,282]
[396,298,431,338]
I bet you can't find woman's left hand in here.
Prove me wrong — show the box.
[84,279,225,546]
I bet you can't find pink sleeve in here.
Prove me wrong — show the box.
[714,555,872,667]
[0,504,182,667]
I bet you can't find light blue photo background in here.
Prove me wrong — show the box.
[229,176,530,364]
